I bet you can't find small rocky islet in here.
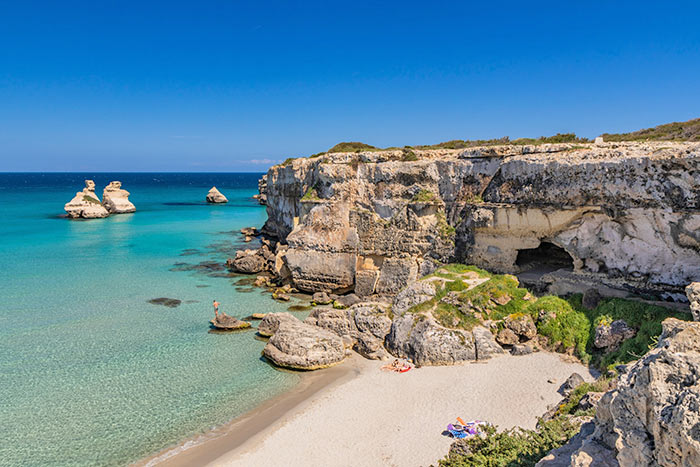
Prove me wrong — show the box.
[220,135,700,465]
[64,179,135,219]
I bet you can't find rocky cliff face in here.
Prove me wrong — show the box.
[539,317,700,466]
[260,142,700,298]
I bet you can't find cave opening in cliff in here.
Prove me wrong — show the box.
[515,241,574,273]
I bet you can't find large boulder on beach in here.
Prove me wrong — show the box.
[262,319,345,370]
[102,181,136,214]
[206,186,228,203]
[64,180,110,219]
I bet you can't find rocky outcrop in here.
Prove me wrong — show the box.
[257,312,298,337]
[227,249,267,274]
[593,320,636,351]
[102,181,136,214]
[540,318,700,466]
[253,176,267,205]
[206,186,228,203]
[260,142,700,299]
[210,313,251,330]
[687,282,700,321]
[262,316,346,370]
[64,180,110,219]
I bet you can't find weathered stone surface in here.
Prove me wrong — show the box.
[386,314,476,365]
[496,328,519,346]
[260,143,700,298]
[262,319,345,370]
[505,313,537,340]
[545,318,700,466]
[687,282,700,321]
[355,269,379,297]
[311,291,332,305]
[582,288,603,310]
[335,293,361,308]
[578,392,604,412]
[257,312,297,337]
[64,180,110,219]
[392,280,436,316]
[594,320,636,351]
[206,186,228,203]
[473,326,506,359]
[561,373,585,395]
[210,313,251,330]
[353,333,388,360]
[511,343,534,356]
[227,249,266,274]
[102,181,135,214]
[353,304,392,339]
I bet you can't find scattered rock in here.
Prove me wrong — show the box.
[582,288,603,310]
[254,276,268,287]
[687,282,700,321]
[504,313,537,341]
[241,227,259,237]
[578,392,604,411]
[272,291,290,301]
[210,313,251,330]
[335,293,361,308]
[511,343,534,356]
[473,326,506,359]
[561,373,585,395]
[262,318,346,370]
[250,313,266,320]
[496,328,519,346]
[227,249,266,274]
[312,291,332,305]
[102,181,136,214]
[206,186,228,203]
[64,180,110,219]
[147,297,182,308]
[594,320,636,351]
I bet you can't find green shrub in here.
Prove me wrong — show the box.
[412,189,438,203]
[527,296,589,361]
[301,188,319,201]
[601,117,700,142]
[280,157,296,166]
[438,417,582,467]
[402,148,418,161]
[327,141,378,153]
[436,212,456,241]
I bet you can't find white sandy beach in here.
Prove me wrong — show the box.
[200,352,593,467]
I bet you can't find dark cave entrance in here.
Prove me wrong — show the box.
[515,241,574,273]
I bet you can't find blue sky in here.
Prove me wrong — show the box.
[1,1,699,171]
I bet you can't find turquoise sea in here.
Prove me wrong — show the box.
[0,173,303,466]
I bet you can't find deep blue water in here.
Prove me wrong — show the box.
[0,173,303,466]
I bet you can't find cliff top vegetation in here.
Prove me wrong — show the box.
[602,117,700,142]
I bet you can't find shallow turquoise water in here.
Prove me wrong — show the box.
[0,174,301,466]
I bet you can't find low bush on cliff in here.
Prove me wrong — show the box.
[327,141,378,153]
[601,117,700,142]
[510,133,590,145]
[438,416,582,467]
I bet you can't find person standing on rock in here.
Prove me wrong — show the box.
[213,300,220,318]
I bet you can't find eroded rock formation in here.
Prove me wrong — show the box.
[539,318,700,466]
[206,186,228,203]
[64,180,110,219]
[259,142,699,299]
[102,181,136,214]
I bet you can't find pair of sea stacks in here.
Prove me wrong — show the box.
[64,180,136,219]
[206,187,228,203]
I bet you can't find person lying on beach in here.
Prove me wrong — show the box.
[213,300,220,318]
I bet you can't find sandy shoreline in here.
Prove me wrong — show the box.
[149,352,594,467]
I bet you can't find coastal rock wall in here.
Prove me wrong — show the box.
[261,142,700,297]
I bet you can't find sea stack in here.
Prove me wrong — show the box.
[64,180,110,219]
[102,181,136,214]
[206,186,228,203]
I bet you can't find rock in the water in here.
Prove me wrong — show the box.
[257,312,297,337]
[594,320,636,351]
[582,288,603,310]
[147,297,182,308]
[206,186,228,203]
[561,373,585,395]
[102,181,135,214]
[687,282,700,321]
[262,318,345,370]
[227,249,266,274]
[312,291,332,305]
[210,313,251,330]
[64,180,110,219]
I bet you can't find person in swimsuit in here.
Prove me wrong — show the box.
[213,300,220,318]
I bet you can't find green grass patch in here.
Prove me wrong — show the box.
[412,189,438,203]
[436,212,456,241]
[301,188,320,201]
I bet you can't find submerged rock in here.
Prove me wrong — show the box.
[64,180,110,219]
[210,313,251,330]
[262,318,345,370]
[147,297,182,308]
[102,181,135,214]
[206,186,228,203]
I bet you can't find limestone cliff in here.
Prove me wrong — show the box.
[260,142,700,298]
